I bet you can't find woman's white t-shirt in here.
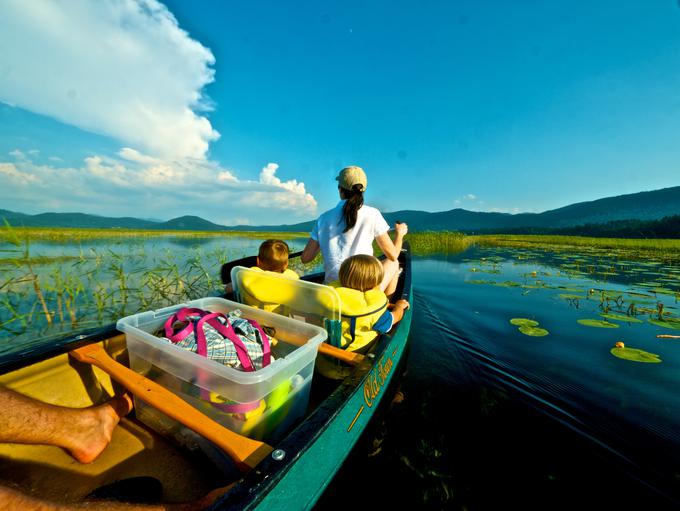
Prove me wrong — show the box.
[311,200,390,283]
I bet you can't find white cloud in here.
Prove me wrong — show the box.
[0,0,218,160]
[464,193,477,200]
[0,162,40,185]
[0,2,318,224]
[0,153,317,224]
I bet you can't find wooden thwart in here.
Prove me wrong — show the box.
[69,343,273,473]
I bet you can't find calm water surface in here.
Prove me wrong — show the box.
[321,246,680,510]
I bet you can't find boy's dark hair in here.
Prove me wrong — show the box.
[258,239,290,272]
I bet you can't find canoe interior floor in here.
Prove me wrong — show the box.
[0,346,231,505]
[0,415,227,504]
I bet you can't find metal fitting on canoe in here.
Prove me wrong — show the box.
[272,449,286,461]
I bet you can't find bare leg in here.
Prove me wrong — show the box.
[0,387,132,464]
[380,259,400,297]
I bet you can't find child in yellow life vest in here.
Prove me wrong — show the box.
[238,239,300,314]
[317,254,409,379]
[332,254,409,353]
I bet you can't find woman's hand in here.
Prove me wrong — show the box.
[395,222,408,236]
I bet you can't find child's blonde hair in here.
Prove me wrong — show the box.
[258,239,290,272]
[339,254,384,292]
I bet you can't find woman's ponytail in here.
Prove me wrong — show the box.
[342,184,364,232]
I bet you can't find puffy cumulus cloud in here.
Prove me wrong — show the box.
[0,152,317,224]
[254,163,317,210]
[0,0,218,160]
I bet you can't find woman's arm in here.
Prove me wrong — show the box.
[375,222,408,261]
[300,238,320,263]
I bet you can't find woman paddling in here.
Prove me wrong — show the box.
[300,166,408,296]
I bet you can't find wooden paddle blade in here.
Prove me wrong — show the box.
[70,343,273,472]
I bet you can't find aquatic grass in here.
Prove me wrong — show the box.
[472,234,680,263]
[406,231,473,255]
[0,226,309,242]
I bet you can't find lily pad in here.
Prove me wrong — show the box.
[518,325,549,337]
[610,347,662,363]
[510,318,539,327]
[577,319,619,328]
[647,318,680,330]
[493,281,521,287]
[599,313,643,323]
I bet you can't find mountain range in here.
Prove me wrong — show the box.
[2,185,679,234]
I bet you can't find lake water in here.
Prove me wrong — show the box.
[321,246,680,510]
[2,237,679,508]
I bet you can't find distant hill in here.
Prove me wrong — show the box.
[0,209,158,229]
[2,185,679,234]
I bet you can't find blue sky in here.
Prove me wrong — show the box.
[1,1,679,225]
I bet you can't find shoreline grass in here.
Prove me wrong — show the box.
[0,226,309,242]
[472,234,680,253]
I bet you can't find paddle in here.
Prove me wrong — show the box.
[69,343,273,473]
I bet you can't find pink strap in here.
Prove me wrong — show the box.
[163,307,210,341]
[247,319,271,367]
[200,313,255,372]
[163,308,270,372]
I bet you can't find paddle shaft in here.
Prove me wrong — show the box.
[657,334,680,339]
[69,343,272,473]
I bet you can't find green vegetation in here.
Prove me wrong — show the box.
[610,347,662,363]
[402,231,473,255]
[510,318,549,336]
[519,325,549,337]
[473,234,680,255]
[577,319,620,328]
[510,318,539,327]
[0,226,309,242]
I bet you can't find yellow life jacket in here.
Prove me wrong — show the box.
[238,267,299,315]
[331,284,389,352]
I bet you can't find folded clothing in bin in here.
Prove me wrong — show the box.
[161,307,273,371]
[157,306,285,421]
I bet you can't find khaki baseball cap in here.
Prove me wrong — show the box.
[336,166,367,192]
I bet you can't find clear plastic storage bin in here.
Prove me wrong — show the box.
[116,297,327,445]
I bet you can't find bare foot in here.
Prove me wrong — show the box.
[67,393,133,463]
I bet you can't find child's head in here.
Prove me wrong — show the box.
[339,254,384,291]
[257,239,290,272]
